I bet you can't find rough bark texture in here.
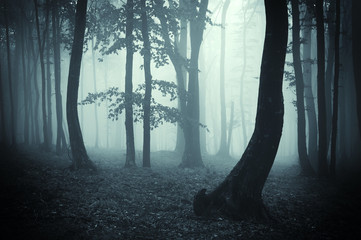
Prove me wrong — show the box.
[141,0,152,168]
[66,0,95,170]
[316,0,328,176]
[180,0,208,168]
[193,0,288,220]
[291,0,314,175]
[330,0,340,178]
[353,0,361,139]
[218,0,231,157]
[302,5,318,164]
[124,0,136,168]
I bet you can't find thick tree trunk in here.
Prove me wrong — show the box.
[316,0,328,176]
[66,0,95,170]
[140,0,152,168]
[34,0,50,151]
[291,0,314,175]
[218,0,231,157]
[4,1,16,146]
[193,0,288,220]
[124,0,136,168]
[91,38,99,148]
[330,0,340,178]
[180,0,208,168]
[352,0,361,139]
[302,6,318,164]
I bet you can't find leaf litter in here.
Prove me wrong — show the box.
[1,146,360,239]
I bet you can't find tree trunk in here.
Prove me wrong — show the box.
[34,0,50,151]
[218,0,231,157]
[291,0,314,175]
[21,19,30,145]
[46,23,53,147]
[124,0,136,168]
[0,56,5,144]
[330,0,340,178]
[353,0,361,139]
[174,0,188,154]
[226,101,234,155]
[91,38,99,148]
[325,0,336,149]
[4,1,16,146]
[52,1,65,154]
[180,0,208,168]
[140,0,152,168]
[154,0,188,158]
[66,0,95,170]
[193,0,288,220]
[302,5,318,164]
[316,0,328,176]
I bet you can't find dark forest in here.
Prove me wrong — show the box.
[1,0,360,239]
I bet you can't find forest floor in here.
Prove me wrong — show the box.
[1,145,361,240]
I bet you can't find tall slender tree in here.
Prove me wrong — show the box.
[316,0,328,176]
[330,0,340,178]
[180,0,208,168]
[66,0,95,170]
[291,0,314,175]
[91,38,99,148]
[193,0,288,220]
[302,2,318,163]
[124,0,136,167]
[4,0,16,146]
[140,0,152,168]
[34,0,50,151]
[52,0,66,154]
[352,0,361,139]
[218,0,231,157]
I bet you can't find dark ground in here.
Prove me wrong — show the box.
[1,145,360,239]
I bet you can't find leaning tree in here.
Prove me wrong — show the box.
[193,0,288,220]
[66,0,95,170]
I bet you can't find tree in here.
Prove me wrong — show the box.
[34,0,51,151]
[4,0,16,146]
[316,0,328,176]
[52,0,67,155]
[330,0,340,178]
[302,2,318,163]
[291,0,314,175]
[180,0,208,168]
[140,0,152,167]
[353,0,361,139]
[66,0,95,170]
[91,38,100,148]
[218,0,231,157]
[124,0,136,168]
[193,0,288,220]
